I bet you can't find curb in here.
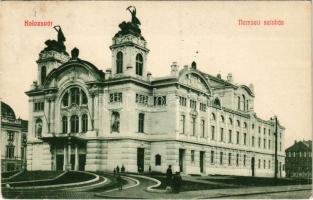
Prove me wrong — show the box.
[1,170,24,182]
[197,188,312,199]
[64,175,108,191]
[128,174,166,193]
[7,171,99,190]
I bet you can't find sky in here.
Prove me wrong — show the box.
[0,1,311,148]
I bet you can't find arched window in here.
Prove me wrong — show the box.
[41,66,46,84]
[70,115,79,133]
[242,95,246,111]
[244,122,247,129]
[62,92,69,107]
[70,87,80,105]
[237,120,241,127]
[62,116,68,133]
[221,115,225,123]
[246,100,249,111]
[35,118,43,138]
[155,154,161,166]
[213,98,221,108]
[82,114,88,132]
[111,112,120,133]
[229,118,233,125]
[116,52,123,74]
[136,54,143,76]
[138,113,145,133]
[211,113,216,121]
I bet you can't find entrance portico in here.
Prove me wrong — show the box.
[41,135,87,171]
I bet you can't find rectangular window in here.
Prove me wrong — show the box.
[191,117,196,136]
[243,154,246,166]
[154,96,166,106]
[263,160,266,169]
[279,142,282,151]
[211,126,215,140]
[200,103,207,112]
[243,133,247,145]
[220,128,224,142]
[252,136,255,147]
[180,115,186,134]
[109,92,122,103]
[258,159,261,168]
[34,102,44,112]
[190,100,197,110]
[263,128,266,135]
[6,145,15,159]
[201,119,205,138]
[220,152,223,165]
[258,137,261,148]
[21,147,25,159]
[136,94,148,105]
[7,132,14,142]
[191,150,195,162]
[258,126,261,133]
[138,113,145,133]
[228,153,232,166]
[211,151,214,164]
[264,138,266,149]
[236,131,240,144]
[228,130,232,143]
[179,96,187,106]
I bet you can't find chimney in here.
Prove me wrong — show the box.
[227,73,233,83]
[191,61,197,69]
[147,72,152,82]
[106,69,112,79]
[170,62,179,77]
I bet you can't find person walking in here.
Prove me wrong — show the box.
[166,165,173,190]
[113,168,116,176]
[121,165,125,175]
[116,165,120,174]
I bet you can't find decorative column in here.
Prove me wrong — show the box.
[63,144,67,170]
[75,144,79,170]
[68,139,72,170]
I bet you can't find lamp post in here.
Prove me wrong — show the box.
[274,116,278,179]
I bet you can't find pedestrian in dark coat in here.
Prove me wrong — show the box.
[117,174,123,190]
[113,168,116,176]
[166,165,173,188]
[172,172,182,193]
[116,165,120,174]
[121,165,125,175]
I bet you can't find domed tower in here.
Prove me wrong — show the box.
[36,26,70,86]
[110,6,149,79]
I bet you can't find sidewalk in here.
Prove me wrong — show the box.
[96,175,312,199]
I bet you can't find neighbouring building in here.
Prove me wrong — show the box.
[25,7,285,177]
[285,140,312,178]
[1,101,28,172]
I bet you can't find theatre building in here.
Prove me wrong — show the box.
[26,8,285,177]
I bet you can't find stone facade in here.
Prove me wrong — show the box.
[1,102,28,172]
[26,9,285,177]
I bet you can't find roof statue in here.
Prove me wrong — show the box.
[114,6,145,40]
[42,25,69,55]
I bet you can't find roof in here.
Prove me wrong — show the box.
[285,140,312,152]
[1,101,16,120]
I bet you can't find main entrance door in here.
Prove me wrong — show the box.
[79,154,86,171]
[200,151,205,173]
[179,149,185,172]
[56,155,64,171]
[137,148,145,173]
[251,157,255,177]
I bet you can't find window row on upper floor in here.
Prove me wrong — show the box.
[286,151,312,158]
